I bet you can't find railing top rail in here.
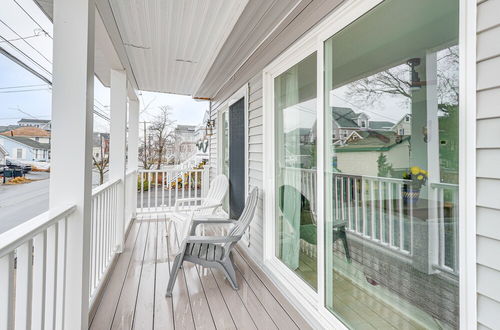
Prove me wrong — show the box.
[138,168,206,173]
[0,204,76,258]
[430,182,459,190]
[126,169,137,177]
[92,178,122,197]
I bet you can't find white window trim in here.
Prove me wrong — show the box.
[262,0,476,328]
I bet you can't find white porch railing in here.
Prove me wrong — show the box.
[124,170,137,231]
[431,182,459,275]
[137,166,210,214]
[89,179,120,302]
[0,205,76,329]
[282,168,460,275]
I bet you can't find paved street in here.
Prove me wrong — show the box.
[0,170,109,234]
[0,172,50,234]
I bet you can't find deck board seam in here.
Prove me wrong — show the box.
[173,222,198,329]
[208,268,238,328]
[130,221,150,329]
[234,249,303,329]
[89,220,144,329]
[194,264,220,329]
[163,216,176,330]
[150,217,159,330]
[212,267,259,329]
[112,220,149,330]
[234,265,280,329]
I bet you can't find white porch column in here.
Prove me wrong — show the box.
[128,99,140,218]
[109,69,127,252]
[50,0,95,328]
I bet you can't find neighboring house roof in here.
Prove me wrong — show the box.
[332,107,359,128]
[0,126,51,137]
[18,118,51,124]
[0,135,50,150]
[368,121,394,130]
[336,131,409,152]
[175,125,196,131]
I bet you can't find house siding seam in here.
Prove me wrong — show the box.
[209,72,265,262]
[476,0,500,329]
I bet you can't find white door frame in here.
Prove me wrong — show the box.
[262,0,476,328]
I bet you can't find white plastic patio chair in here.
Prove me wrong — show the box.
[166,187,259,296]
[168,174,228,238]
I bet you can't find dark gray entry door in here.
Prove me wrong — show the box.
[229,98,245,218]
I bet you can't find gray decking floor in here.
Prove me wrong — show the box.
[89,215,312,330]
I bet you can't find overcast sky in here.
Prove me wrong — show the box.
[0,1,207,131]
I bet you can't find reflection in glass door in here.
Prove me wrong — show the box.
[324,0,460,329]
[274,53,318,289]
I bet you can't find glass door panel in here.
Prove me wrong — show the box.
[324,0,460,328]
[274,53,318,290]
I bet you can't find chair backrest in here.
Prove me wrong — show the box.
[202,174,228,207]
[225,187,259,249]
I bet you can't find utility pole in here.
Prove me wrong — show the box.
[140,121,149,169]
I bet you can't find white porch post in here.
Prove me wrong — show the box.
[109,69,127,252]
[128,99,140,218]
[50,0,94,328]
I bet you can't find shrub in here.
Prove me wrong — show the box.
[138,178,149,191]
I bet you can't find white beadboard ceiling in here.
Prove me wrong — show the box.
[109,0,248,95]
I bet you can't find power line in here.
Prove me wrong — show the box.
[0,18,52,65]
[0,46,51,84]
[0,87,51,93]
[330,93,402,122]
[0,83,47,90]
[0,36,51,78]
[12,0,52,39]
[0,34,40,43]
[9,106,37,119]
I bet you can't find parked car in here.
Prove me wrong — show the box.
[6,159,32,174]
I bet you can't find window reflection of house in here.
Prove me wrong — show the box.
[335,130,410,176]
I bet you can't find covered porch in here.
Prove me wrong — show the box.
[0,0,319,329]
[89,215,310,330]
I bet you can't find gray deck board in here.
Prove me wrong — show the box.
[90,216,309,330]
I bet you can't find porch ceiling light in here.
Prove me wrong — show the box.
[407,57,423,90]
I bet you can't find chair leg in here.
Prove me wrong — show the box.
[166,253,183,297]
[165,219,171,237]
[221,259,239,290]
[340,229,351,263]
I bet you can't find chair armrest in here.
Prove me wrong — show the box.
[190,219,237,235]
[185,235,241,244]
[193,203,222,211]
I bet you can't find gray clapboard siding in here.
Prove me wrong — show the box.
[476,0,500,326]
[208,72,265,262]
[244,72,265,261]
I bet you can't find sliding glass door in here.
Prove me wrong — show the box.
[274,53,318,289]
[324,0,459,329]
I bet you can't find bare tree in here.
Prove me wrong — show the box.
[148,106,176,169]
[344,46,459,113]
[93,135,109,184]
